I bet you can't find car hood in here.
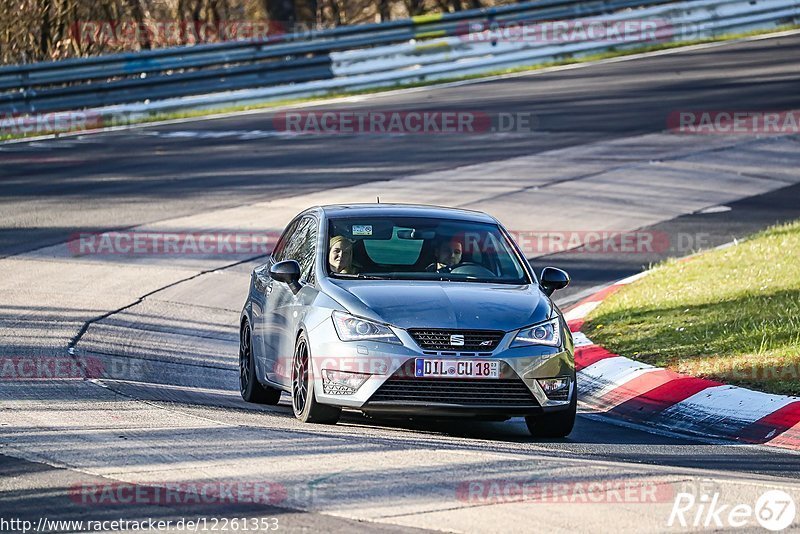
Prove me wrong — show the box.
[325,280,554,331]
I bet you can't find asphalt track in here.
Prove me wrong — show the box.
[1,32,800,532]
[1,32,800,256]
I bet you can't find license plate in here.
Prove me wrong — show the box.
[414,359,499,379]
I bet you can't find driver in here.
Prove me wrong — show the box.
[426,237,463,272]
[329,235,357,274]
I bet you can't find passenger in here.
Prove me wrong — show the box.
[426,237,463,272]
[329,236,357,274]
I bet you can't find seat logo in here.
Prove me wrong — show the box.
[450,334,465,346]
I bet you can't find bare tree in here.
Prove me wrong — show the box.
[125,0,151,49]
[377,0,390,21]
[403,0,425,16]
[263,0,295,26]
[0,0,505,65]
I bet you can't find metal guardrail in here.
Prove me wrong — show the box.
[0,0,687,114]
[0,0,637,78]
[332,0,799,78]
[2,0,798,116]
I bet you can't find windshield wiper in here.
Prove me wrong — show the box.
[334,273,389,280]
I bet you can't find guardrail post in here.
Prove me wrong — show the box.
[488,9,498,47]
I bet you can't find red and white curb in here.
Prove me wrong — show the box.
[565,273,800,452]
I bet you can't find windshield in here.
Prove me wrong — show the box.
[326,217,530,284]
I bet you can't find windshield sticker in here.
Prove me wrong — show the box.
[352,225,373,236]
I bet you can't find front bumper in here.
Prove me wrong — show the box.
[305,316,575,416]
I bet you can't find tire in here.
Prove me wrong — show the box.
[291,332,341,424]
[525,373,577,438]
[239,321,281,405]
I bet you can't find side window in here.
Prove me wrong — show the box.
[297,218,317,282]
[272,219,301,262]
[280,217,317,283]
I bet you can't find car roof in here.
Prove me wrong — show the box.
[315,204,497,224]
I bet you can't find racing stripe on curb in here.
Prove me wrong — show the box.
[579,357,658,400]
[753,402,800,448]
[574,344,616,371]
[609,376,722,417]
[591,369,682,411]
[565,275,800,451]
[658,386,797,439]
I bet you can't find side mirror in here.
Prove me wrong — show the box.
[540,267,570,296]
[269,260,301,291]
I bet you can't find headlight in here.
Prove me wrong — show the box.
[332,311,401,345]
[512,318,562,347]
[322,370,370,395]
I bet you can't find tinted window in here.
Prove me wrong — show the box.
[363,226,424,265]
[327,217,529,284]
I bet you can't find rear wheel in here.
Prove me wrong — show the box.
[292,332,341,424]
[239,321,281,405]
[525,375,577,438]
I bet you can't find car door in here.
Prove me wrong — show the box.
[251,218,300,386]
[263,216,319,387]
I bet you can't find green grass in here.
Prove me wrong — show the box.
[583,220,800,396]
[2,24,799,142]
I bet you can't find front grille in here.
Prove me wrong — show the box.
[368,362,539,406]
[408,329,505,351]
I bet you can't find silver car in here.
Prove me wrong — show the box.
[239,204,576,437]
